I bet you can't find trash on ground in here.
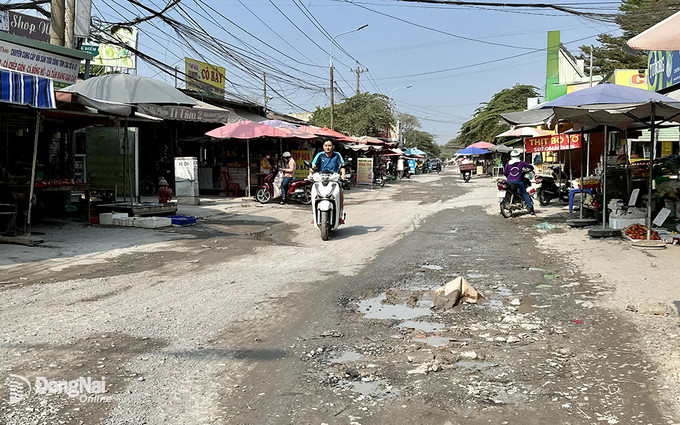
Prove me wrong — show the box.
[535,222,556,229]
[432,277,485,311]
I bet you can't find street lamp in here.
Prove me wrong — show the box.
[330,24,368,129]
[390,85,412,98]
[390,85,413,148]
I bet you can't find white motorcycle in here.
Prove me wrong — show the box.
[305,160,347,241]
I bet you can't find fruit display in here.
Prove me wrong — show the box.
[623,223,660,240]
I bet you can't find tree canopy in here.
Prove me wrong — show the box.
[310,93,395,137]
[440,84,539,157]
[576,0,680,75]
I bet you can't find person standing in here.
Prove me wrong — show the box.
[503,149,535,215]
[279,151,296,204]
[397,156,405,179]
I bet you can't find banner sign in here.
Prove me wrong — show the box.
[0,39,80,84]
[525,134,582,153]
[87,25,138,69]
[0,11,50,43]
[648,50,680,92]
[137,104,231,123]
[185,57,226,97]
[357,157,373,185]
[292,150,312,178]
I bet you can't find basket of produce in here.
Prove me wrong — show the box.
[622,223,660,241]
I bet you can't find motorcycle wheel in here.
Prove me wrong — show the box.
[255,188,271,204]
[300,186,312,205]
[320,210,330,241]
[500,199,513,218]
[380,175,386,187]
[537,190,551,206]
[463,173,470,183]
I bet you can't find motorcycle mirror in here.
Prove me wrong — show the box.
[303,160,312,167]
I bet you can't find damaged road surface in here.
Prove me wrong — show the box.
[1,172,678,425]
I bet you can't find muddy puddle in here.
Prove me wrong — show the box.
[329,351,362,363]
[357,292,433,320]
[347,381,400,399]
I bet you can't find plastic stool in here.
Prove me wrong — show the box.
[569,188,593,212]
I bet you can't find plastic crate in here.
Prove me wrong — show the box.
[168,215,197,226]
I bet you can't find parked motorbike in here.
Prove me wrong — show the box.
[304,160,347,240]
[372,166,386,187]
[497,166,535,218]
[400,166,411,179]
[535,165,571,206]
[342,165,353,190]
[255,167,312,204]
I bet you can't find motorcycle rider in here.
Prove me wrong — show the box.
[309,140,346,217]
[503,149,535,215]
[279,152,297,204]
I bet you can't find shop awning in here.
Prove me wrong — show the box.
[1,69,56,109]
[626,11,680,51]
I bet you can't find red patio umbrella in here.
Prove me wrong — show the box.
[206,120,295,198]
[206,120,293,139]
[468,141,495,149]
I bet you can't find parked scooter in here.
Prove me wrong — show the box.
[497,166,535,218]
[342,165,353,190]
[535,165,571,206]
[304,160,347,241]
[255,167,312,204]
[372,165,386,187]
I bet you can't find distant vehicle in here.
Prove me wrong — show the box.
[429,158,442,173]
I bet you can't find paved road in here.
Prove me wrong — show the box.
[0,170,676,425]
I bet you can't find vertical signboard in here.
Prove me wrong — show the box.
[356,158,373,185]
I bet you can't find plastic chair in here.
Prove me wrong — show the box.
[221,171,240,197]
[569,188,593,212]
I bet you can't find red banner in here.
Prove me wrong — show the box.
[525,134,582,153]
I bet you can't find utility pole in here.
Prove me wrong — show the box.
[50,0,66,46]
[64,0,75,48]
[589,45,593,87]
[351,62,367,95]
[263,72,268,114]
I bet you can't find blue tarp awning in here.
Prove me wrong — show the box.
[456,146,489,155]
[0,70,56,109]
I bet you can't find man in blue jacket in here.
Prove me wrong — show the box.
[503,149,535,215]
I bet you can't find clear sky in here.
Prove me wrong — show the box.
[88,0,623,144]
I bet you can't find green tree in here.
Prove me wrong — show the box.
[397,112,420,135]
[452,84,539,147]
[576,0,679,75]
[403,129,440,158]
[310,93,395,137]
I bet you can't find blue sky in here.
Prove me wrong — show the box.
[89,0,623,144]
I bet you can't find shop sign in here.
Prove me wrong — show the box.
[648,50,680,91]
[137,104,231,123]
[185,57,226,97]
[0,11,50,43]
[356,157,373,185]
[88,25,137,69]
[0,39,80,84]
[525,134,582,153]
[292,150,312,178]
